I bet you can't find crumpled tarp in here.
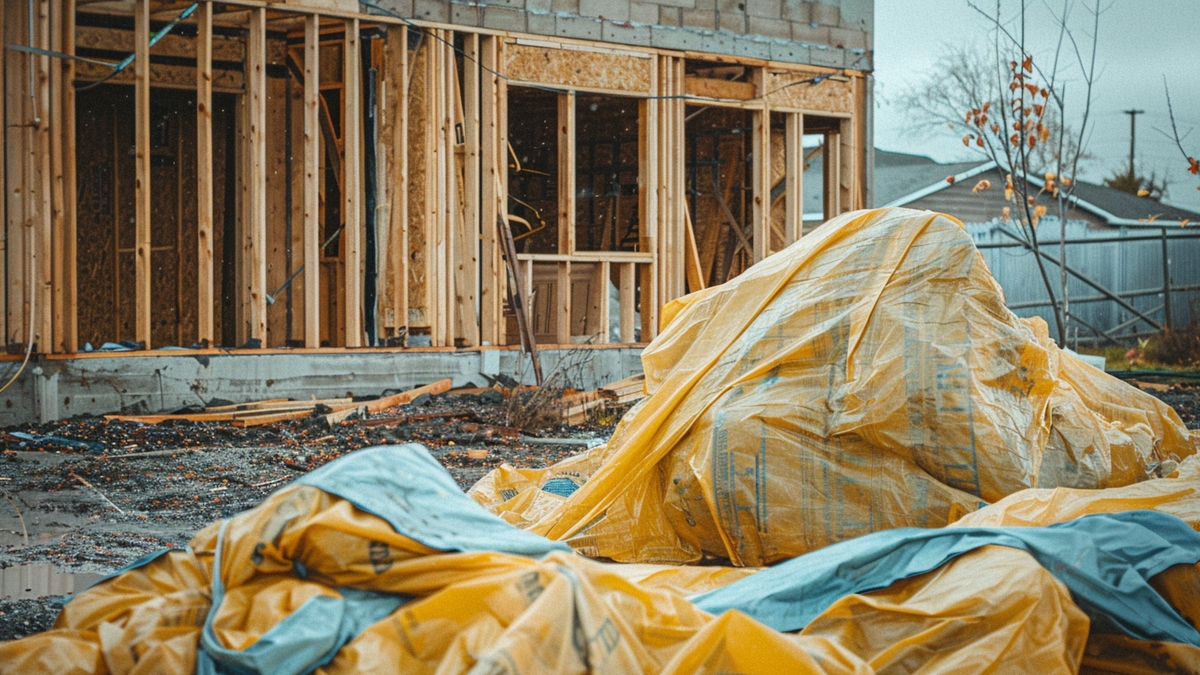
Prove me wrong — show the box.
[470,207,1198,565]
[6,207,1200,674]
[7,443,1200,674]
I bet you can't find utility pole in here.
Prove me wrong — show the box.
[1123,108,1144,176]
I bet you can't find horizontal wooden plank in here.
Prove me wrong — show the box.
[685,76,756,101]
[505,42,653,95]
[324,379,454,425]
[77,24,245,61]
[75,60,244,91]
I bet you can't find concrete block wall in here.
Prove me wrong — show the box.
[371,0,873,70]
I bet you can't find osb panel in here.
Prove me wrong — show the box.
[406,41,429,327]
[763,71,853,114]
[504,43,653,95]
[75,61,244,92]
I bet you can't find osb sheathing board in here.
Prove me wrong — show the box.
[406,40,430,327]
[763,71,853,114]
[504,42,653,95]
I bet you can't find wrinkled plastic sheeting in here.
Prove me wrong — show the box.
[8,445,1200,674]
[471,207,1198,566]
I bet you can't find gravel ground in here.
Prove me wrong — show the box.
[0,381,1197,642]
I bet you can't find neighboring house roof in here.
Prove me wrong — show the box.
[857,150,1200,227]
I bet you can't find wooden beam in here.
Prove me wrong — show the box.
[0,0,7,346]
[196,2,214,345]
[134,0,151,346]
[751,104,769,262]
[683,205,704,293]
[479,36,504,346]
[391,25,408,343]
[558,91,575,256]
[51,0,75,352]
[823,131,840,220]
[784,112,802,246]
[302,13,320,347]
[60,2,77,351]
[462,34,481,347]
[638,62,658,343]
[684,76,756,101]
[343,18,362,346]
[839,116,854,214]
[34,0,51,352]
[618,265,634,343]
[556,261,571,345]
[247,7,267,344]
[594,260,610,343]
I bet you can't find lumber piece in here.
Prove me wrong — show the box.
[197,2,214,344]
[599,373,646,403]
[325,378,453,425]
[683,206,705,293]
[135,0,151,346]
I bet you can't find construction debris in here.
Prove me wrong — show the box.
[3,209,1200,672]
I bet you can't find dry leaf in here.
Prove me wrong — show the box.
[945,175,956,185]
[972,179,992,194]
[1137,189,1150,197]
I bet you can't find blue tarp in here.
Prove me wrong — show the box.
[693,510,1200,645]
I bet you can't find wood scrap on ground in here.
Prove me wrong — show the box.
[104,379,454,427]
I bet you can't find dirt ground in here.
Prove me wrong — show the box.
[1,382,1198,642]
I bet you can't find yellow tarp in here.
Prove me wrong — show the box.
[5,207,1200,675]
[471,207,1198,565]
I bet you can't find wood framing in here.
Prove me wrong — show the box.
[504,41,654,95]
[784,113,803,246]
[479,35,505,346]
[5,4,870,358]
[134,0,151,346]
[343,18,362,346]
[303,14,321,347]
[197,2,214,345]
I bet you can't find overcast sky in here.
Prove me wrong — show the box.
[873,0,1200,212]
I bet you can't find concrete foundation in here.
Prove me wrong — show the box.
[0,347,645,426]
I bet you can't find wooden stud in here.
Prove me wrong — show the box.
[134,0,151,347]
[594,260,610,343]
[823,130,840,219]
[197,2,214,345]
[619,262,635,343]
[32,0,50,352]
[429,33,449,346]
[751,85,770,262]
[785,112,802,245]
[343,18,362,346]
[638,61,658,343]
[556,261,571,344]
[839,116,854,214]
[0,0,8,345]
[247,7,267,344]
[63,0,79,353]
[558,91,575,256]
[395,25,409,342]
[461,34,481,346]
[303,14,320,347]
[480,36,504,346]
[683,206,704,293]
[49,0,69,352]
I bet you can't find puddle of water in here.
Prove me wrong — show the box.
[0,565,106,600]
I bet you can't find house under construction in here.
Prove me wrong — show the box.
[0,0,872,423]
